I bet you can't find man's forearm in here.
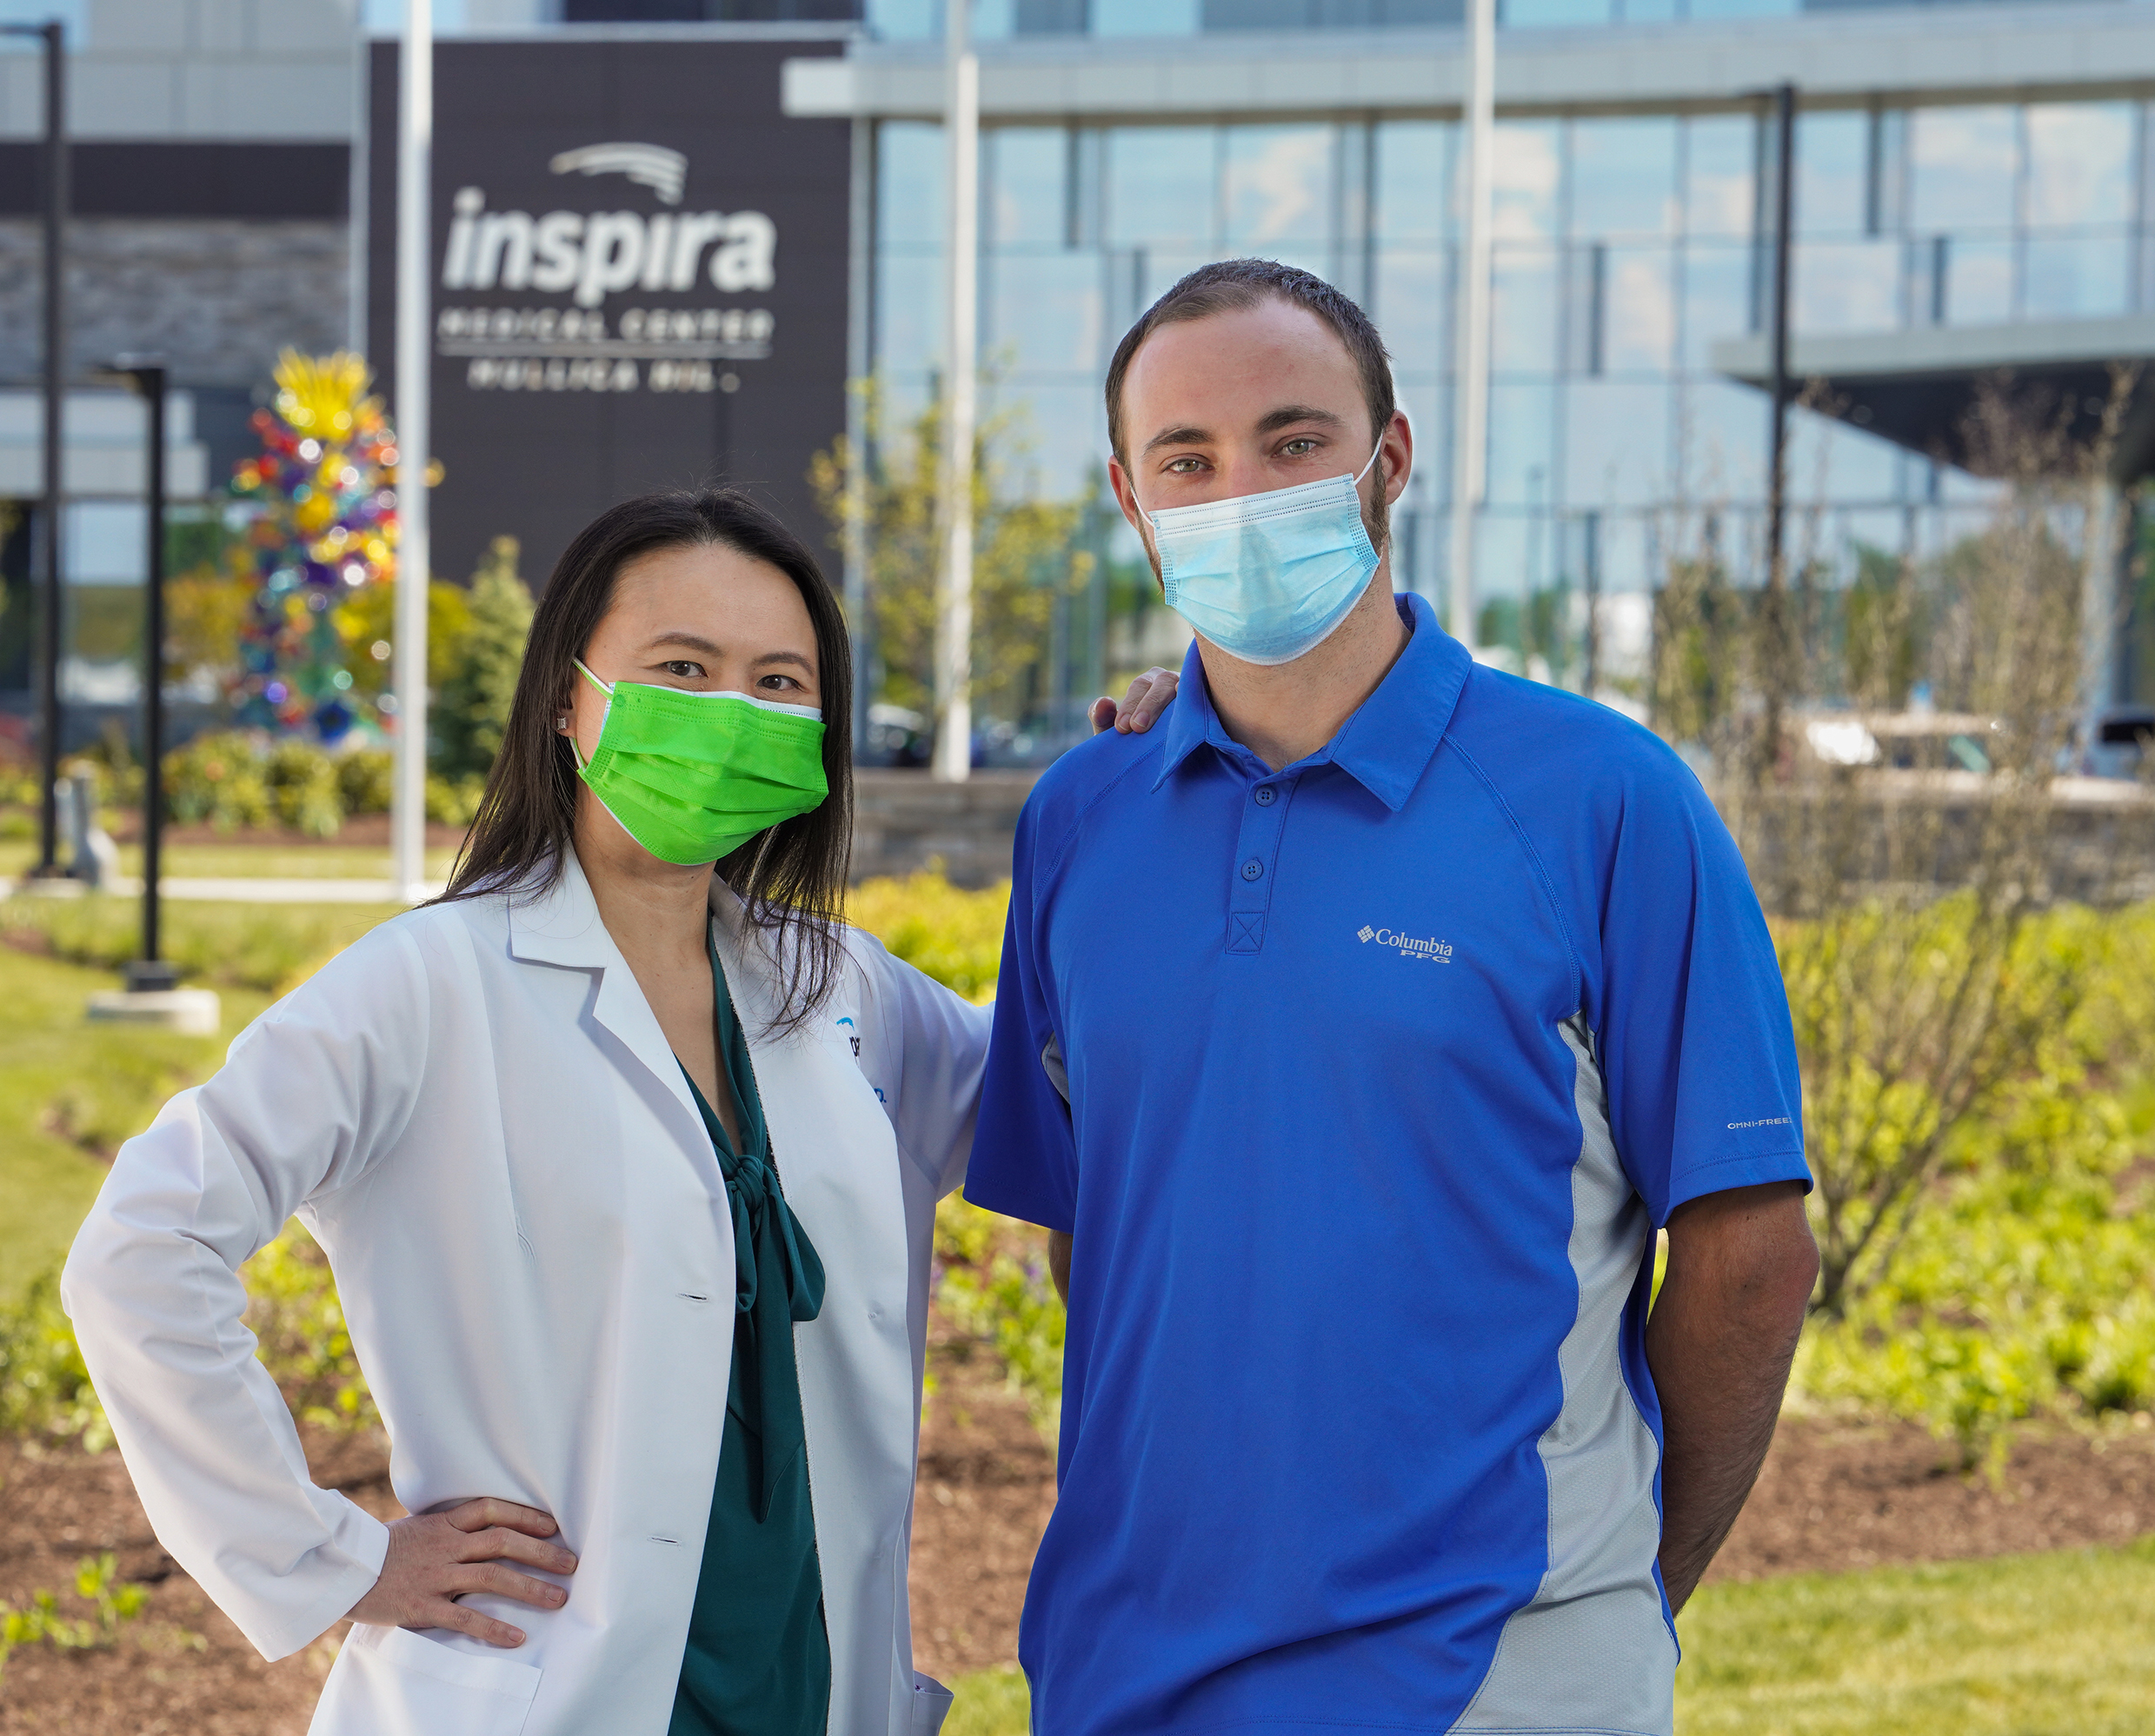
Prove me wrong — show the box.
[1646,1183,1817,1613]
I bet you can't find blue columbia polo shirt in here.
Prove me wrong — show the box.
[966,592,1810,1736]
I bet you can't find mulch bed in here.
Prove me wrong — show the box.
[5,1369,2152,1730]
[0,1427,397,1734]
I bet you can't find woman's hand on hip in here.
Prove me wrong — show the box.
[346,1497,578,1647]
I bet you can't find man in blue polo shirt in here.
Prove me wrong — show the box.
[964,259,1819,1736]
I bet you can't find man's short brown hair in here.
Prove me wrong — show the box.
[1104,258,1396,469]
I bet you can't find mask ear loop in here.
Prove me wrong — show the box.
[565,659,613,772]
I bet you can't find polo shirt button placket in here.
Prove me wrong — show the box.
[1227,775,1293,954]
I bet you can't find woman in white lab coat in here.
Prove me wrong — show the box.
[61,489,1168,1736]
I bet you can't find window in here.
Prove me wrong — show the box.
[1570,118,1679,240]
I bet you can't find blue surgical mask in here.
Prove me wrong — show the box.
[1144,446,1384,667]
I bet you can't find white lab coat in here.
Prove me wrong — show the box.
[62,854,988,1736]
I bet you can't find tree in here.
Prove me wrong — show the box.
[1656,376,2147,1314]
[810,378,1092,722]
[434,536,535,781]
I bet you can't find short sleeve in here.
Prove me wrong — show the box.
[962,798,1080,1234]
[1593,762,1811,1227]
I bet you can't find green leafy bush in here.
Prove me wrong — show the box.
[848,872,1008,1002]
[336,747,395,815]
[0,1270,110,1451]
[0,1222,377,1455]
[241,1223,377,1431]
[163,731,272,831]
[425,772,488,828]
[263,740,343,839]
[1788,901,2155,1473]
[934,1195,1065,1443]
[434,538,534,782]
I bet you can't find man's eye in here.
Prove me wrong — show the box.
[1166,456,1206,474]
[1280,438,1319,457]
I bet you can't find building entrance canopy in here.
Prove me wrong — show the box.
[1713,316,2155,485]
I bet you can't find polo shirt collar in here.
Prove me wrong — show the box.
[1151,591,1473,811]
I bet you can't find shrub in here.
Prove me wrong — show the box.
[241,1224,376,1432]
[336,747,395,816]
[426,772,488,828]
[263,740,343,839]
[1787,902,2155,1473]
[0,1271,110,1451]
[934,1195,1064,1444]
[162,731,272,831]
[0,1223,377,1455]
[848,871,1008,1002]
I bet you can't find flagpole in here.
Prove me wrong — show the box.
[391,0,433,900]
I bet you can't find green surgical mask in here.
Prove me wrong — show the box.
[569,659,828,867]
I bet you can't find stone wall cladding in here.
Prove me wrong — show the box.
[0,218,348,389]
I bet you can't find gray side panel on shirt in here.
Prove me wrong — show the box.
[1041,1033,1071,1106]
[1451,1014,1676,1736]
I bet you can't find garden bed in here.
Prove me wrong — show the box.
[5,1333,2153,1729]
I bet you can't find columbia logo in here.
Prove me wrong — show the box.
[1358,924,1454,962]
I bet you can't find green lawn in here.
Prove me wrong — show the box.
[942,1538,2155,1736]
[1676,1539,2155,1734]
[0,895,407,998]
[0,902,410,1293]
[0,947,276,1290]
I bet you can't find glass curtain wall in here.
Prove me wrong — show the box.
[873,97,2150,719]
[863,0,2086,39]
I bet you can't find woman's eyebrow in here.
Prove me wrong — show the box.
[643,630,724,656]
[753,650,815,673]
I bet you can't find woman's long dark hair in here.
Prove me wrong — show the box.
[442,488,854,1034]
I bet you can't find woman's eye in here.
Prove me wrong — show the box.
[760,674,804,692]
[660,660,705,680]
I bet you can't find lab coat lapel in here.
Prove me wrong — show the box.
[506,853,707,1154]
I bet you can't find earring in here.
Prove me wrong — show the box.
[555,715,570,732]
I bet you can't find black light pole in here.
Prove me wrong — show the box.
[1762,81,1798,770]
[97,362,170,992]
[3,20,68,877]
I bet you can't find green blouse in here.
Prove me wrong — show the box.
[669,941,833,1736]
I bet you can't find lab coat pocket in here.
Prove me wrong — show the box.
[313,1622,542,1736]
[911,1669,955,1734]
